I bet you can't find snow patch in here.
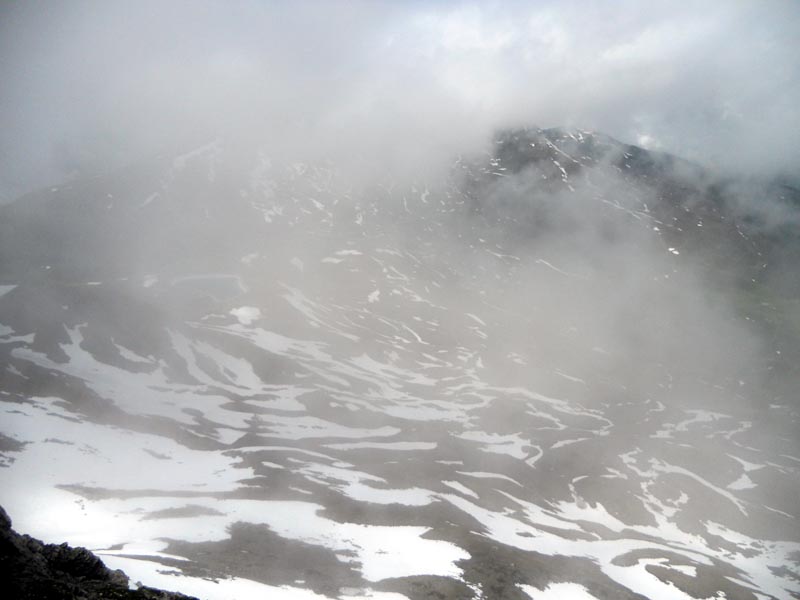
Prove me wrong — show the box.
[230,306,262,325]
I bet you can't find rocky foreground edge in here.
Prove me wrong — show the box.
[0,505,198,600]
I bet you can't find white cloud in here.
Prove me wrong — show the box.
[1,0,799,200]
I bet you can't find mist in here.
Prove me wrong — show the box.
[2,0,800,202]
[1,2,799,600]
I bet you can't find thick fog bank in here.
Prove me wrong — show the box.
[2,1,800,202]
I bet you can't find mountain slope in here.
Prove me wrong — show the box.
[0,128,798,600]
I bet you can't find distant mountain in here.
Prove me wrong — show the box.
[468,127,800,288]
[0,128,798,600]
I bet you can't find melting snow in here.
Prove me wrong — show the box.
[0,285,18,298]
[230,306,262,325]
[518,583,598,600]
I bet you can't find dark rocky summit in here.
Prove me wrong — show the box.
[0,505,197,600]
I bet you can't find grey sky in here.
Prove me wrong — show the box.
[1,0,799,201]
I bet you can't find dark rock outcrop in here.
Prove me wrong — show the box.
[0,505,198,600]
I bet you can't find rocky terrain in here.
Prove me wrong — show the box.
[0,127,798,599]
[0,504,197,599]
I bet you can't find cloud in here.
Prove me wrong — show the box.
[1,0,799,200]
